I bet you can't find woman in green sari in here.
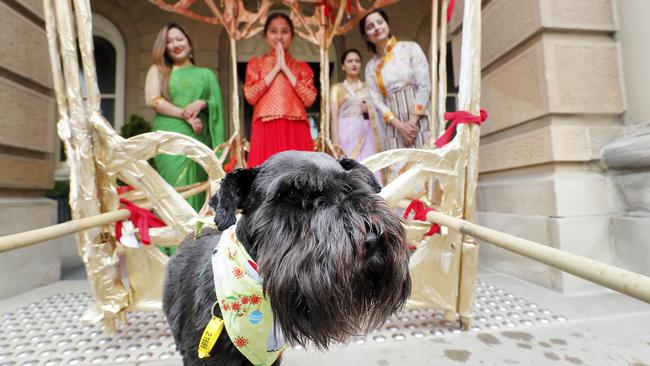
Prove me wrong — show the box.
[145,23,225,255]
[145,23,225,210]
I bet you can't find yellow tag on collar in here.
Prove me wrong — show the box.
[197,316,224,359]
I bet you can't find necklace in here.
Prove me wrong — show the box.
[343,79,363,97]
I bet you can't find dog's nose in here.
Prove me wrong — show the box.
[364,232,380,254]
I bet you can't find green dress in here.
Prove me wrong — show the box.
[153,66,225,214]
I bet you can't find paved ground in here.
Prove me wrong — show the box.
[284,270,650,366]
[1,267,649,366]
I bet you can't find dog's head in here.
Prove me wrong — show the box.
[210,151,410,348]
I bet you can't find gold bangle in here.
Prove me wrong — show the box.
[151,96,164,107]
[383,111,395,124]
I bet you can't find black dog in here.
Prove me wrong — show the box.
[163,151,411,365]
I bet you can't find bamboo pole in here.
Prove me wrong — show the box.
[119,181,205,203]
[423,209,650,305]
[230,37,244,168]
[430,0,439,137]
[318,2,330,150]
[437,0,449,137]
[0,183,210,253]
[0,210,130,254]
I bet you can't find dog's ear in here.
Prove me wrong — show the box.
[338,158,382,193]
[209,167,259,231]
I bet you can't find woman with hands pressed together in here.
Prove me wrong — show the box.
[244,13,317,167]
[144,23,225,218]
[360,9,431,150]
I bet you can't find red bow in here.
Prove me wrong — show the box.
[403,199,440,236]
[115,198,166,245]
[434,109,488,148]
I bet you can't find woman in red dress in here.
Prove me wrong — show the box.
[244,13,317,167]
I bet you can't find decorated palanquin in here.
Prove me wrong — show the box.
[45,0,484,332]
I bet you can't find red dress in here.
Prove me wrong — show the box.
[244,51,317,167]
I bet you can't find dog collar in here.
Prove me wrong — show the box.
[211,222,286,365]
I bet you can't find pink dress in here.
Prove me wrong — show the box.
[331,81,381,161]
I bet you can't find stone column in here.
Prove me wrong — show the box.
[601,0,650,277]
[450,0,624,293]
[0,1,60,299]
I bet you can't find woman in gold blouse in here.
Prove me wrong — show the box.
[330,49,381,161]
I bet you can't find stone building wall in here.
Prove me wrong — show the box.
[602,0,650,279]
[450,0,628,293]
[0,0,60,299]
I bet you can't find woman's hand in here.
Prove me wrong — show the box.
[275,42,285,71]
[186,116,203,135]
[264,43,284,86]
[275,42,287,72]
[333,144,347,159]
[407,114,420,127]
[392,117,418,147]
[181,100,206,120]
[276,42,297,86]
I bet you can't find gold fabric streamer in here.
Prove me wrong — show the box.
[44,0,225,331]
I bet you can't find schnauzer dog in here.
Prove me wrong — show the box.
[163,151,411,365]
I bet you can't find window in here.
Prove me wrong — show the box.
[94,36,117,125]
[92,14,125,131]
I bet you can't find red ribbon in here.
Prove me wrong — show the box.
[115,198,166,245]
[403,199,440,236]
[223,154,238,173]
[447,0,456,22]
[116,185,134,195]
[317,0,350,23]
[316,0,333,20]
[434,109,488,148]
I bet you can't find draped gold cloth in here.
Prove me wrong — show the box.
[44,0,225,332]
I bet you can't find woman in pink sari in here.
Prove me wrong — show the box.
[330,49,381,161]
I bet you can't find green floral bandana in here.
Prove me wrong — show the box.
[211,222,286,365]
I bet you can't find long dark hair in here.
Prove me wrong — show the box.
[340,48,362,65]
[359,8,391,54]
[264,12,294,36]
[152,23,195,100]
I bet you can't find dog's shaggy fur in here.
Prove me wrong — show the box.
[163,151,411,365]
